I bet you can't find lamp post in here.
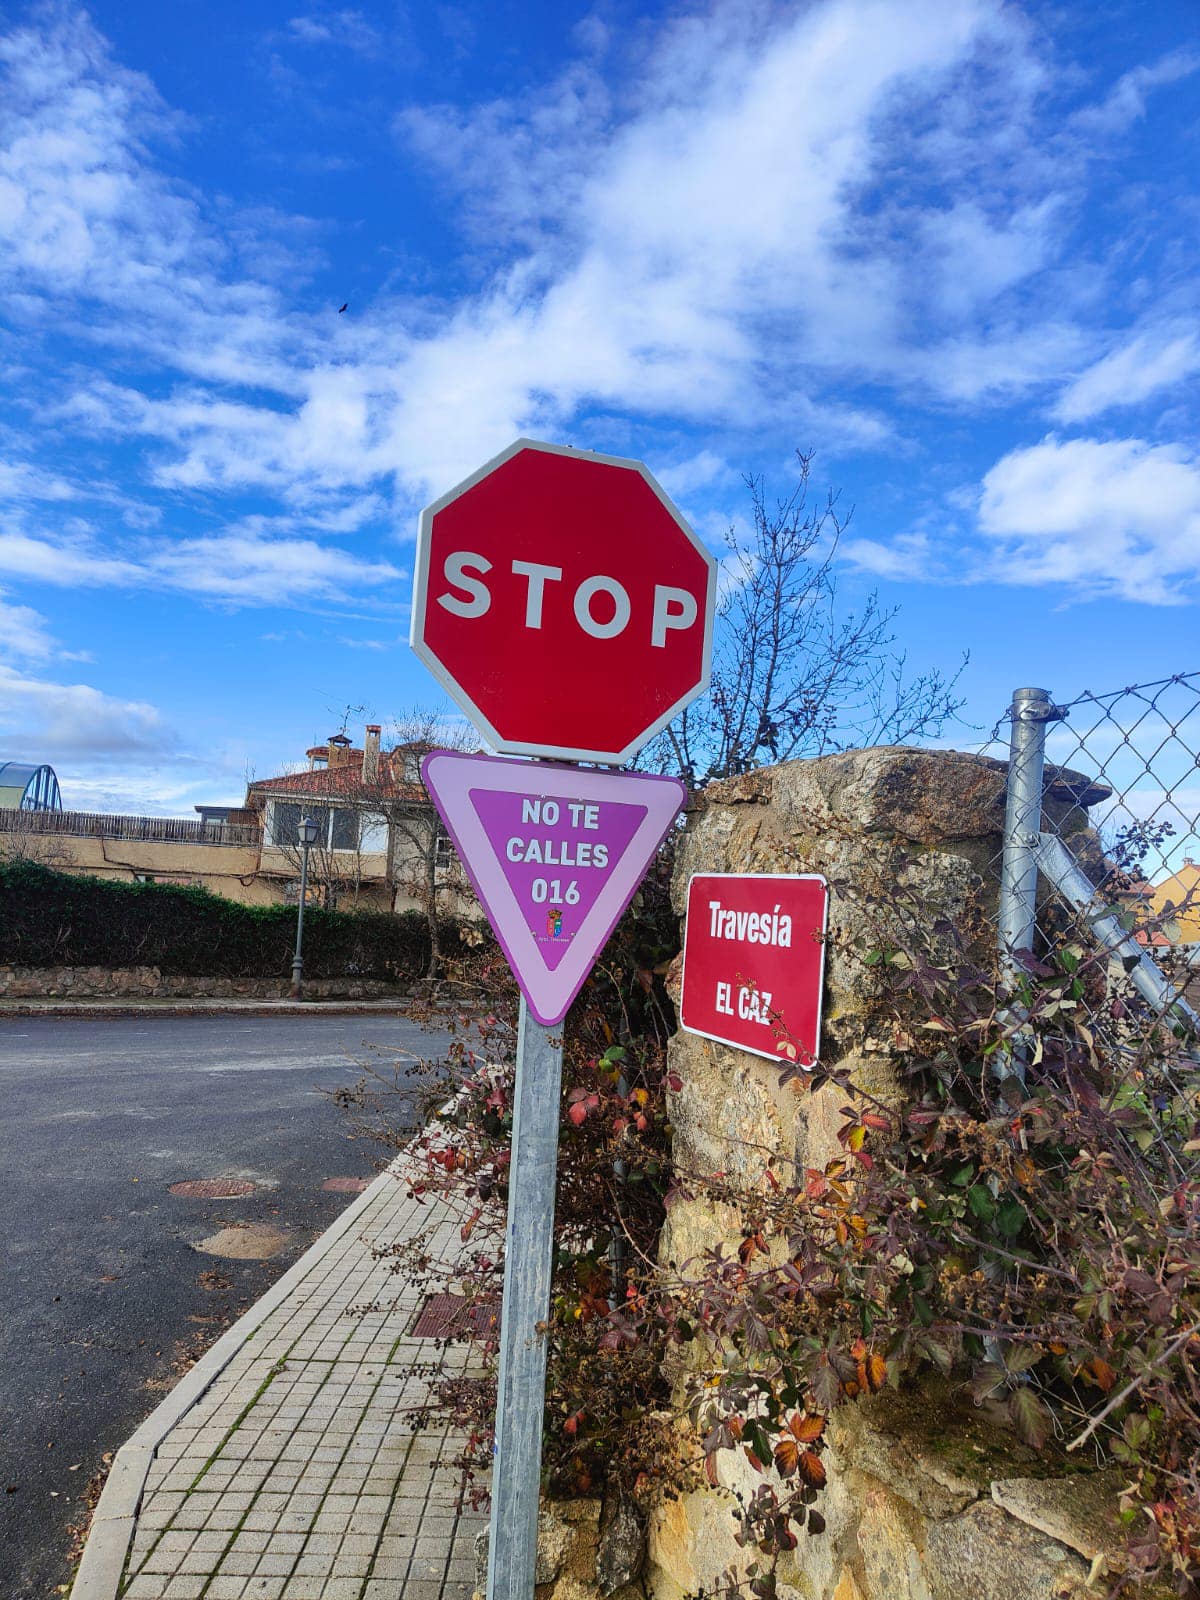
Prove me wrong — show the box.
[291,815,319,999]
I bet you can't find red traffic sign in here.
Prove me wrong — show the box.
[422,751,685,1025]
[679,873,829,1065]
[410,439,716,764]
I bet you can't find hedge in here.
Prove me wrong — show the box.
[0,861,440,980]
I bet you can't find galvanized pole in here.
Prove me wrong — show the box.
[486,998,565,1600]
[996,687,1055,1081]
[290,836,311,999]
[998,687,1053,975]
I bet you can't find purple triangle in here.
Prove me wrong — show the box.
[421,751,686,1026]
[469,788,646,971]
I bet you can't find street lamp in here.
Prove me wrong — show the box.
[291,814,320,999]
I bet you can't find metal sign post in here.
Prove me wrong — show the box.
[410,438,716,1600]
[485,1000,564,1599]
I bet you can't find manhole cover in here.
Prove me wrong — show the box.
[322,1176,371,1193]
[169,1178,259,1199]
[411,1292,498,1340]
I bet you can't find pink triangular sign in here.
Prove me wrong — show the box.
[422,751,686,1026]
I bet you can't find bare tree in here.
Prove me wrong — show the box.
[356,710,478,979]
[266,809,369,910]
[645,451,966,784]
[0,808,77,870]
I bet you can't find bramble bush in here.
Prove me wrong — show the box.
[349,836,1200,1598]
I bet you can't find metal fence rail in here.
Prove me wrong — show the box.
[0,807,262,848]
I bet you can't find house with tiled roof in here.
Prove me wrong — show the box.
[243,724,458,912]
[1,725,473,918]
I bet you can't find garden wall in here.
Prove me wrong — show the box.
[640,746,1127,1600]
[0,964,418,1001]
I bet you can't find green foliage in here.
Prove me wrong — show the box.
[0,859,441,980]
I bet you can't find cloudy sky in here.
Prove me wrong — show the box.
[0,0,1197,813]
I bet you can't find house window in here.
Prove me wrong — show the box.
[269,802,361,851]
[435,828,455,869]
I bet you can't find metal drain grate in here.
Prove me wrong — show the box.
[410,1292,498,1340]
[169,1178,259,1199]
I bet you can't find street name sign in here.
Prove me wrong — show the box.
[679,873,829,1065]
[410,438,716,764]
[421,750,686,1025]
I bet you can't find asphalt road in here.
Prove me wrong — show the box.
[0,1012,452,1600]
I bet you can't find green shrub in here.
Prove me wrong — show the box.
[0,860,441,980]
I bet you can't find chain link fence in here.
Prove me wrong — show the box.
[985,671,1200,1089]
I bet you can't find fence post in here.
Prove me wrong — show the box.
[996,687,1057,1078]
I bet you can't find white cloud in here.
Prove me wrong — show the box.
[147,527,406,605]
[0,513,405,608]
[842,531,937,582]
[286,9,385,56]
[0,0,1195,615]
[0,0,1102,511]
[1052,324,1200,423]
[977,436,1200,602]
[0,662,169,756]
[1070,51,1199,138]
[0,588,57,659]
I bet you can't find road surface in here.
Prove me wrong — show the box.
[0,1012,452,1600]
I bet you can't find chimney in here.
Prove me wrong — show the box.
[327,733,352,769]
[363,725,381,785]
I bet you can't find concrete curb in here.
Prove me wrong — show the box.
[69,1157,409,1600]
[0,999,413,1018]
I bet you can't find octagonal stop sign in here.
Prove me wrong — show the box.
[410,438,716,764]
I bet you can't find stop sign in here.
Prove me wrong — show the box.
[410,438,716,763]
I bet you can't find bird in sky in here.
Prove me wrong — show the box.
[337,303,348,314]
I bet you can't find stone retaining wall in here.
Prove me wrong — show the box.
[0,964,414,1000]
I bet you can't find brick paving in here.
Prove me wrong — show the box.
[83,1165,484,1600]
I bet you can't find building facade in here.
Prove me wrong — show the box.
[0,727,472,918]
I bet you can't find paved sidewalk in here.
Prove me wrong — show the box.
[72,1155,484,1600]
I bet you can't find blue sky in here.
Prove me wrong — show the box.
[0,0,1198,815]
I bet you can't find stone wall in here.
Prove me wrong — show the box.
[0,964,416,1001]
[643,748,1132,1600]
[641,746,1131,1599]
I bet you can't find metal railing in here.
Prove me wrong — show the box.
[0,807,262,848]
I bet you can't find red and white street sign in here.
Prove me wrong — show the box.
[410,438,716,765]
[679,873,829,1065]
[422,750,686,1025]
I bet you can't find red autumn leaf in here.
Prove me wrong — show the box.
[459,1206,482,1243]
[861,1112,892,1131]
[866,1353,888,1393]
[797,1450,826,1489]
[666,1073,683,1092]
[568,1102,588,1127]
[788,1413,826,1444]
[773,1437,799,1476]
